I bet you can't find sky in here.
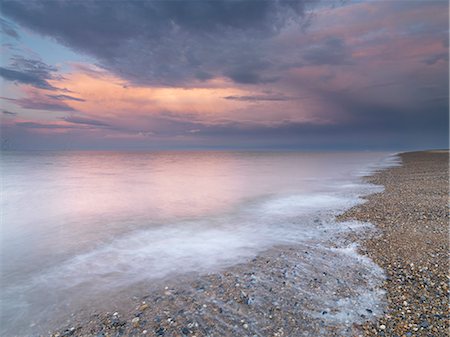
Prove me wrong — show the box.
[0,0,448,151]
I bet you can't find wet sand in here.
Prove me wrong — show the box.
[49,150,448,337]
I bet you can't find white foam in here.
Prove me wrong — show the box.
[355,153,402,177]
[12,199,367,296]
[39,224,264,288]
[309,244,386,329]
[261,194,355,214]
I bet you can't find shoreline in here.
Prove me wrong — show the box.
[44,150,448,337]
[339,150,449,336]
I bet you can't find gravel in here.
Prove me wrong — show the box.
[339,150,449,336]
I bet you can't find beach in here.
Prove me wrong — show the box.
[44,151,449,337]
[44,152,449,337]
[340,150,449,336]
[43,150,448,337]
[1,0,448,335]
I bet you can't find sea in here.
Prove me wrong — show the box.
[0,151,400,336]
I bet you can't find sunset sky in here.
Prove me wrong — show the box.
[0,0,448,150]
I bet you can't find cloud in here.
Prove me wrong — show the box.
[62,116,109,127]
[224,68,279,84]
[16,98,75,111]
[0,18,19,39]
[302,37,353,65]
[1,0,316,86]
[15,121,76,129]
[314,87,449,135]
[1,0,448,151]
[0,56,59,90]
[4,94,76,111]
[47,94,85,102]
[0,67,57,90]
[4,110,447,151]
[423,52,449,65]
[2,110,17,115]
[223,94,296,101]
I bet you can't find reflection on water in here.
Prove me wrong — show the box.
[0,151,398,336]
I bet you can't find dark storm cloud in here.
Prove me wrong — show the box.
[211,113,445,150]
[302,37,353,65]
[224,68,280,84]
[0,56,59,90]
[127,110,447,150]
[1,0,316,85]
[194,71,214,81]
[314,88,449,139]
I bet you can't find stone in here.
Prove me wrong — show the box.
[155,327,165,336]
[420,320,429,328]
[131,317,140,328]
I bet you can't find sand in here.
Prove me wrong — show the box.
[49,150,449,337]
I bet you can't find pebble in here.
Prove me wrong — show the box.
[420,320,429,328]
[131,317,140,328]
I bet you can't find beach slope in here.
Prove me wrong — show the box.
[339,150,449,336]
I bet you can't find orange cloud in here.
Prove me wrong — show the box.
[39,66,317,129]
[48,70,246,120]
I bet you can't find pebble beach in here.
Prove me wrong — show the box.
[340,150,449,336]
[48,150,448,337]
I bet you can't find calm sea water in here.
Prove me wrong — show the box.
[0,151,399,336]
